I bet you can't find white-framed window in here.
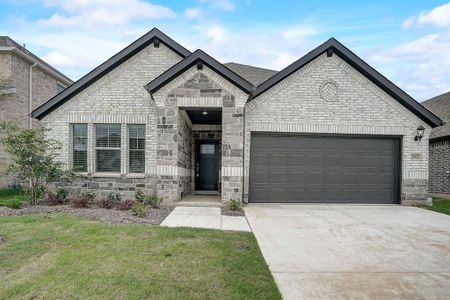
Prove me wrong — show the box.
[128,125,145,173]
[72,124,88,172]
[95,124,121,172]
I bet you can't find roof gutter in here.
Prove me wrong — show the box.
[29,61,37,129]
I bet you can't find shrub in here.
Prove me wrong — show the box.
[46,191,63,206]
[98,192,121,209]
[146,194,162,208]
[116,199,137,210]
[228,199,242,211]
[0,123,73,205]
[56,188,69,203]
[134,189,162,208]
[5,198,22,209]
[70,194,89,208]
[84,191,97,206]
[131,202,148,218]
[135,189,146,203]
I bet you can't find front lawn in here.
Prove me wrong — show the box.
[0,189,24,209]
[0,215,280,299]
[418,197,450,215]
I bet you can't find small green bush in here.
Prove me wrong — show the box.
[228,199,242,211]
[84,191,97,206]
[98,192,121,209]
[131,202,148,217]
[56,188,69,203]
[134,189,162,208]
[135,189,146,203]
[5,198,22,209]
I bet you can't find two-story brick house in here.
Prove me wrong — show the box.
[0,36,73,187]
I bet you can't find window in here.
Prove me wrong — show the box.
[56,83,66,94]
[129,125,145,173]
[72,124,87,172]
[96,124,121,172]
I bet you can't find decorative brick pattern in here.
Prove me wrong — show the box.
[244,53,431,204]
[429,139,450,194]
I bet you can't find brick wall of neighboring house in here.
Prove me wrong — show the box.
[0,52,61,188]
[245,53,431,205]
[429,139,450,194]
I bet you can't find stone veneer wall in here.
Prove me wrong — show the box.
[41,43,183,200]
[178,111,193,199]
[429,139,450,194]
[152,66,248,202]
[244,53,431,204]
[0,52,62,188]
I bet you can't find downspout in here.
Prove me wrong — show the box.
[29,61,37,129]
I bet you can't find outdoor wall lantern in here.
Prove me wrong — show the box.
[414,125,425,141]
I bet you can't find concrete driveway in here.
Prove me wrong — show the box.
[245,204,450,300]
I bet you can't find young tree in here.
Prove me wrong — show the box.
[1,123,71,205]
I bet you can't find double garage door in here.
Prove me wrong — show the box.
[249,134,401,204]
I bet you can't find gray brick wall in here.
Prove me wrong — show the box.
[0,52,61,187]
[429,139,450,194]
[244,53,431,204]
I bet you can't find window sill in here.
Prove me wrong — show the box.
[126,173,145,179]
[88,173,146,178]
[91,172,122,178]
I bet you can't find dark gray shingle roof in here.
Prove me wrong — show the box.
[224,62,278,86]
[422,91,450,140]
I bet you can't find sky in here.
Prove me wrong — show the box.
[1,0,450,101]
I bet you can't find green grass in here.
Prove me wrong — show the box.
[418,197,450,215]
[0,189,25,209]
[0,214,281,299]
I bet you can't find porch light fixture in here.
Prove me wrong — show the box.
[414,125,425,141]
[202,111,208,115]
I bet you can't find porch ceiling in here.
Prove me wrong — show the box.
[184,108,222,125]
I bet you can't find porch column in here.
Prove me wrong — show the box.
[221,106,244,202]
[155,97,179,202]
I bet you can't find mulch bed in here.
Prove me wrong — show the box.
[221,206,246,217]
[0,205,173,225]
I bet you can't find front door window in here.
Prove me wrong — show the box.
[196,142,219,191]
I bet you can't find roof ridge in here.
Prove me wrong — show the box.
[224,62,278,72]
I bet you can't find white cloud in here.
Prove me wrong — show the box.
[368,31,450,100]
[200,0,234,12]
[185,7,201,19]
[42,50,76,67]
[38,0,175,28]
[403,2,450,29]
[204,26,226,42]
[282,26,317,40]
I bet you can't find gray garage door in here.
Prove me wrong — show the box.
[249,134,401,204]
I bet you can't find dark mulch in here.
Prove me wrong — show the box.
[221,206,246,217]
[0,205,173,225]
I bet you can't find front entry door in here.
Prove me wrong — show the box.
[196,142,219,191]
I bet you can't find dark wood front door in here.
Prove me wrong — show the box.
[196,142,219,191]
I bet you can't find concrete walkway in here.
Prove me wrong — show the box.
[245,204,450,300]
[161,206,251,232]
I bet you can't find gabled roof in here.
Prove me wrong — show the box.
[0,36,72,85]
[31,28,191,120]
[223,62,278,86]
[252,38,443,128]
[422,91,450,140]
[146,50,254,94]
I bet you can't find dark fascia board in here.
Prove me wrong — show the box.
[145,49,254,95]
[252,38,443,128]
[31,28,191,120]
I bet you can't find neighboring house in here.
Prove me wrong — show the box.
[423,92,450,196]
[0,37,73,188]
[31,28,442,205]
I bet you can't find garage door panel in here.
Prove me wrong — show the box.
[249,134,400,204]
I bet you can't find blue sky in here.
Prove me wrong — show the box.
[1,0,450,101]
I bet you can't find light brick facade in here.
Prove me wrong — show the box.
[38,35,434,205]
[0,50,70,188]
